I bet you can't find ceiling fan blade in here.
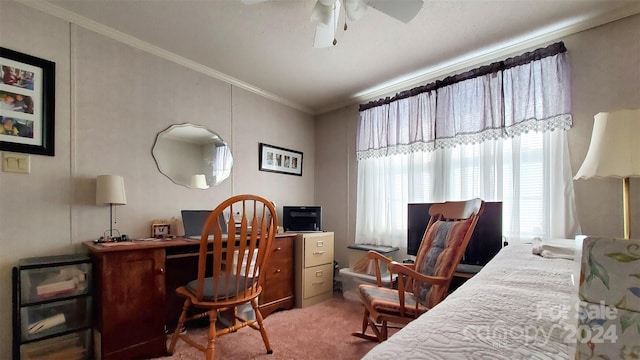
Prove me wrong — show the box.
[368,0,423,23]
[240,0,268,4]
[313,0,341,48]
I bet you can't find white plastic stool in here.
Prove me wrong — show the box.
[338,244,399,301]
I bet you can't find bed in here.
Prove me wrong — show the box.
[361,243,577,360]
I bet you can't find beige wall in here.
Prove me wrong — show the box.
[315,105,359,270]
[0,1,314,354]
[1,0,639,355]
[317,14,640,269]
[565,14,640,239]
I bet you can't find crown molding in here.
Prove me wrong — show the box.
[14,0,640,116]
[14,0,315,115]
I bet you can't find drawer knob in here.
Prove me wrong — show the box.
[312,281,325,286]
[313,251,325,255]
[158,268,165,274]
[274,247,282,251]
[274,269,281,273]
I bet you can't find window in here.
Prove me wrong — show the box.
[355,44,580,249]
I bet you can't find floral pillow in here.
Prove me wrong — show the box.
[576,237,640,360]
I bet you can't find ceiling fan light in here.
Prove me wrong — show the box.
[311,1,333,27]
[344,0,367,22]
[368,0,424,23]
[319,0,337,6]
[313,0,341,48]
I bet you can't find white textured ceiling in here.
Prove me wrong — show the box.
[24,0,640,114]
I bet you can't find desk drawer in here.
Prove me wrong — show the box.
[262,264,293,303]
[302,263,333,299]
[262,238,294,303]
[303,233,334,268]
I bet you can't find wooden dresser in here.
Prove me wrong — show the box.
[293,232,334,308]
[84,233,295,359]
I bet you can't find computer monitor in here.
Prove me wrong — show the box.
[181,210,227,239]
[407,201,503,266]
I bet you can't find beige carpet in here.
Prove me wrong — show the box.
[157,294,392,360]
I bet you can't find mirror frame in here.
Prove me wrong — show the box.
[152,123,233,189]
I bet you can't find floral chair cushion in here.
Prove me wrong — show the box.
[413,218,472,308]
[359,286,428,317]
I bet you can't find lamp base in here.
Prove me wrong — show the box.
[95,229,128,243]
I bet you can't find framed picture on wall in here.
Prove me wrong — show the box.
[259,143,303,176]
[0,47,55,156]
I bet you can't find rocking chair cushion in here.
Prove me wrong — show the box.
[413,218,472,307]
[359,284,428,317]
[187,275,250,301]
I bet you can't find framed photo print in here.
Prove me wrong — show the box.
[0,47,55,156]
[151,223,171,239]
[259,143,303,176]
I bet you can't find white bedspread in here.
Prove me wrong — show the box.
[361,244,576,360]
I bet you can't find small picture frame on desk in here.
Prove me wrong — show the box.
[151,223,170,238]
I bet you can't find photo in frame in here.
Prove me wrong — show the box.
[0,47,55,156]
[259,143,303,176]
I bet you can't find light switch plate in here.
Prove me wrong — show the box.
[2,152,30,174]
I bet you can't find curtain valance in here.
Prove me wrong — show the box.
[356,42,572,160]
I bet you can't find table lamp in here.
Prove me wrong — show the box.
[96,175,127,238]
[574,108,640,239]
[190,174,209,189]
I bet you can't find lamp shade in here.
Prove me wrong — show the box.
[574,109,640,180]
[96,175,127,205]
[190,174,209,189]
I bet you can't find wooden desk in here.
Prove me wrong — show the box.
[84,233,295,360]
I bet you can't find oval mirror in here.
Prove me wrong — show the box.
[152,123,233,188]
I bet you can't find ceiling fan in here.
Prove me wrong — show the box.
[241,0,424,48]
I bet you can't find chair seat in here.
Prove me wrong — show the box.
[187,275,250,301]
[359,284,427,317]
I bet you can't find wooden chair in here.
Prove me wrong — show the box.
[168,194,277,359]
[352,198,485,342]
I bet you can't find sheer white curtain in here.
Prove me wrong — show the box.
[355,49,581,249]
[212,145,232,182]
